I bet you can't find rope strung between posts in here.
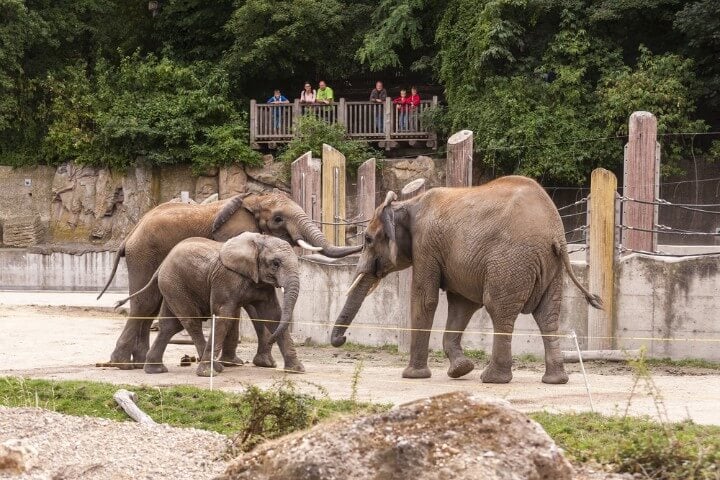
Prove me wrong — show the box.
[621,196,720,214]
[559,210,587,219]
[556,197,588,212]
[28,312,720,344]
[619,224,720,236]
[564,225,587,236]
[618,246,720,257]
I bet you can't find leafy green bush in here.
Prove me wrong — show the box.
[278,113,380,172]
[41,53,260,170]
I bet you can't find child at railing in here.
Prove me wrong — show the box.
[267,89,289,131]
[409,86,421,131]
[393,89,410,132]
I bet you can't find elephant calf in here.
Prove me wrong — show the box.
[116,232,303,377]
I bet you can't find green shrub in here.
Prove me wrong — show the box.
[278,113,381,172]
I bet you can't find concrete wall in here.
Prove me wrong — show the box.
[0,249,718,360]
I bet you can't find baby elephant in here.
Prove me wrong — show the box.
[116,232,303,376]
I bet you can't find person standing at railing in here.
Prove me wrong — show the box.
[393,89,411,132]
[408,86,421,131]
[316,81,334,104]
[300,82,316,104]
[267,89,289,131]
[369,81,387,133]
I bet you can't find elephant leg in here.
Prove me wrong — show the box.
[533,275,568,384]
[144,303,181,374]
[444,292,479,379]
[108,270,162,369]
[195,316,231,377]
[403,267,440,379]
[251,298,304,373]
[219,316,243,367]
[481,301,524,384]
[245,303,276,368]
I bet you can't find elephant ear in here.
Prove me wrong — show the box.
[212,193,252,234]
[220,232,262,283]
[380,191,398,265]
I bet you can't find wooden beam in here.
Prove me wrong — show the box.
[357,158,376,227]
[622,111,659,253]
[291,151,322,253]
[587,168,617,350]
[563,350,640,363]
[113,389,156,425]
[321,144,346,246]
[446,130,473,187]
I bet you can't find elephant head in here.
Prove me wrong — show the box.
[212,190,362,258]
[220,232,300,342]
[331,192,413,347]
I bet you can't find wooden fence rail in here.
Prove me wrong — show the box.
[250,97,439,150]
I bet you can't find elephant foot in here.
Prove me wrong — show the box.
[196,361,224,377]
[282,360,305,374]
[542,370,569,384]
[253,353,277,368]
[105,351,135,370]
[220,356,244,367]
[402,366,432,379]
[144,363,168,374]
[480,364,512,384]
[447,358,475,379]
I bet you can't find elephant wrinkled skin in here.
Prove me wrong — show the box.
[99,191,361,369]
[115,233,304,376]
[331,176,602,384]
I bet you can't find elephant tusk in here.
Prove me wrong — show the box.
[346,273,364,296]
[297,239,323,251]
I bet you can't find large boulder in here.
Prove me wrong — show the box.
[245,155,290,192]
[220,392,574,480]
[380,155,446,193]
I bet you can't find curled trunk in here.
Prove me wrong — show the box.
[330,274,377,347]
[268,275,300,343]
[295,215,362,258]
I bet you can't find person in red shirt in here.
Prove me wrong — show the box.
[408,86,421,131]
[393,89,411,132]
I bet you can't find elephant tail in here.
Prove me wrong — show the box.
[114,269,159,310]
[553,240,603,310]
[97,242,125,300]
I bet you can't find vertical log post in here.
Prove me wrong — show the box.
[291,151,321,254]
[400,178,426,200]
[622,111,659,253]
[446,130,474,187]
[322,144,346,246]
[249,99,257,148]
[587,168,617,350]
[383,97,392,148]
[357,158,376,239]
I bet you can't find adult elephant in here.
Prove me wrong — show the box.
[331,176,602,384]
[115,233,302,376]
[99,190,361,369]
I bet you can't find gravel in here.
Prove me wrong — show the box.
[0,406,229,480]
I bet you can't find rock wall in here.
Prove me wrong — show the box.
[0,155,291,250]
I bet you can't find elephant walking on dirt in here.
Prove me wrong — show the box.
[331,176,602,384]
[98,191,361,369]
[115,233,302,376]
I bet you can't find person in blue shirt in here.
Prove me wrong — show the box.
[267,89,289,131]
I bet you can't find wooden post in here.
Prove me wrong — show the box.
[400,178,426,200]
[446,130,473,187]
[249,99,257,148]
[357,158,376,235]
[622,111,659,253]
[322,144,346,246]
[291,151,321,253]
[427,96,439,148]
[383,97,392,149]
[292,99,301,130]
[587,168,617,350]
[338,98,346,128]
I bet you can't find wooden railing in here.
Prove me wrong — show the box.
[250,96,438,149]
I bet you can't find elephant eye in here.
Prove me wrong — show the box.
[365,235,372,245]
[272,259,281,268]
[274,215,283,223]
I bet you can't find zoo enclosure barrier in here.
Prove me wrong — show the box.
[249,97,439,149]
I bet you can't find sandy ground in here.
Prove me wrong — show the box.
[1,298,719,426]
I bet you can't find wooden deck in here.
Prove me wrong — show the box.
[250,97,439,150]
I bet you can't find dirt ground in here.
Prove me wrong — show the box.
[1,303,719,426]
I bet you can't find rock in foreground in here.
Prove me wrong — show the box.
[220,391,573,480]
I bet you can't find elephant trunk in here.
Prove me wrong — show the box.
[330,273,377,347]
[268,274,300,343]
[294,213,362,258]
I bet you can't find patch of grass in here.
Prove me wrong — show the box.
[646,357,720,371]
[534,412,720,480]
[0,377,388,438]
[339,342,399,355]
